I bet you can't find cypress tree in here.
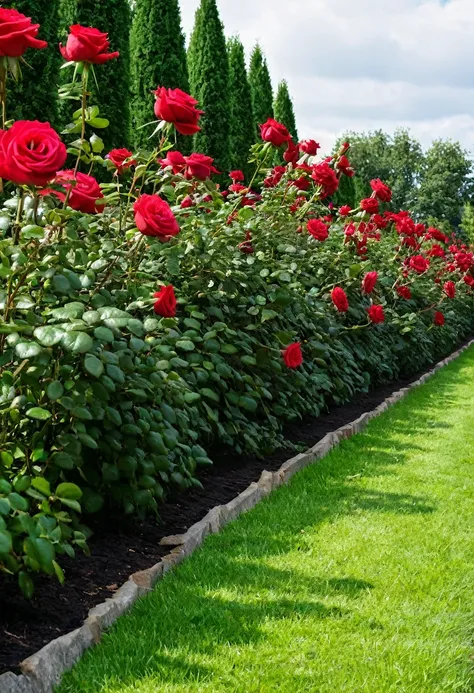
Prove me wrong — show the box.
[130,0,189,149]
[9,1,61,126]
[188,0,230,174]
[248,45,273,139]
[59,0,131,150]
[227,37,254,178]
[274,80,298,141]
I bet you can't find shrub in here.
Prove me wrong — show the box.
[0,17,473,596]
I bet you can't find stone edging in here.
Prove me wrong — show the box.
[1,340,472,693]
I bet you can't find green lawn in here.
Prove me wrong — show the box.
[58,348,474,693]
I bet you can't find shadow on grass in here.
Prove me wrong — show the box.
[65,352,474,692]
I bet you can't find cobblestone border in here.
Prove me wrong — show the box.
[1,340,472,693]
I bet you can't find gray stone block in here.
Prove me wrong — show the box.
[257,470,274,496]
[131,562,164,592]
[278,453,314,484]
[0,672,33,693]
[220,483,262,526]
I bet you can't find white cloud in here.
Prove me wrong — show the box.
[178,0,474,154]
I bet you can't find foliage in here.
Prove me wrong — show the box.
[460,202,474,244]
[227,37,255,178]
[130,0,189,150]
[273,80,298,142]
[59,0,131,150]
[248,45,273,139]
[187,0,230,174]
[413,139,474,229]
[9,0,61,126]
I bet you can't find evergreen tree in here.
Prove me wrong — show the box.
[187,0,230,174]
[248,45,273,139]
[227,37,254,178]
[333,174,357,210]
[130,0,189,149]
[274,80,298,141]
[59,0,131,150]
[9,1,61,126]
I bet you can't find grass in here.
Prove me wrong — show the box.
[58,348,474,693]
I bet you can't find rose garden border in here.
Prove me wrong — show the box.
[1,340,472,693]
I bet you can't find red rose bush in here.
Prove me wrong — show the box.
[0,24,473,597]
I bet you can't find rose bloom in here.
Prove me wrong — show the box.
[52,170,104,214]
[0,8,48,57]
[230,170,245,182]
[331,287,349,313]
[370,179,392,203]
[154,87,203,136]
[154,285,177,318]
[184,153,219,180]
[444,280,456,299]
[60,25,119,64]
[339,205,352,217]
[0,120,67,187]
[336,155,354,177]
[299,139,320,156]
[409,255,430,274]
[367,305,385,324]
[307,219,329,242]
[396,285,412,300]
[361,197,379,215]
[180,195,194,209]
[284,140,299,166]
[434,311,445,327]
[106,148,135,175]
[291,176,311,192]
[159,150,186,174]
[239,231,254,255]
[260,118,291,147]
[134,194,180,239]
[282,343,303,369]
[362,271,378,294]
[311,161,339,197]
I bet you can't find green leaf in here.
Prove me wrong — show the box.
[26,407,52,421]
[71,406,92,420]
[84,354,104,378]
[89,117,109,128]
[56,482,82,501]
[19,571,34,599]
[0,498,10,515]
[52,452,75,470]
[50,302,85,320]
[35,537,55,570]
[176,340,195,352]
[62,332,93,354]
[261,309,278,323]
[200,388,220,403]
[94,326,115,343]
[53,560,65,585]
[31,477,51,497]
[21,225,46,240]
[47,381,64,401]
[239,396,258,413]
[15,342,42,359]
[221,344,238,354]
[52,274,71,294]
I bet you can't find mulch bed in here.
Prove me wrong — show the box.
[0,363,452,674]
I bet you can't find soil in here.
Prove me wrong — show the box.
[0,356,461,675]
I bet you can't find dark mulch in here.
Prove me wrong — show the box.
[0,361,454,674]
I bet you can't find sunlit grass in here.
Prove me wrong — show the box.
[58,348,474,693]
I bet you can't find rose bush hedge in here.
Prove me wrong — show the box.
[0,10,473,596]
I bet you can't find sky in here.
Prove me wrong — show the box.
[179,0,474,156]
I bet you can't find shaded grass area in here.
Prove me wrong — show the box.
[58,349,474,693]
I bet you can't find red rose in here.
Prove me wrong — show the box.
[184,153,219,180]
[336,155,354,177]
[367,305,385,324]
[134,194,180,239]
[331,287,349,313]
[159,150,186,174]
[284,140,299,165]
[239,231,254,254]
[311,162,339,197]
[230,170,244,182]
[464,275,474,287]
[370,179,392,203]
[52,170,104,214]
[434,311,445,327]
[339,205,352,217]
[60,25,119,64]
[282,343,303,369]
[260,118,291,147]
[291,176,311,192]
[396,285,412,300]
[409,255,430,274]
[153,285,177,318]
[0,8,48,57]
[106,148,135,175]
[443,280,456,298]
[299,139,320,156]
[229,183,247,194]
[180,195,194,209]
[307,219,329,242]
[361,197,379,215]
[362,271,378,294]
[0,120,66,187]
[153,87,203,136]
